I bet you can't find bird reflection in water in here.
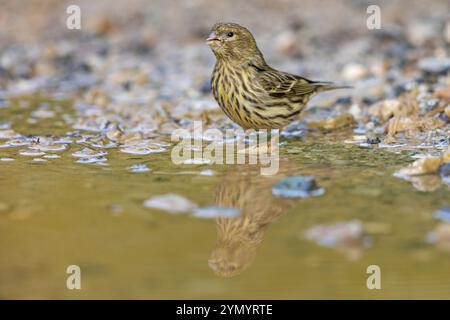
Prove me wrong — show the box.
[208,159,296,277]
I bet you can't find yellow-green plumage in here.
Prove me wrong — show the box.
[207,22,347,129]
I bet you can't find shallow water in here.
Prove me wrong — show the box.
[1,97,450,299]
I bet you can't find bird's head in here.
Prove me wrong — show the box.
[207,22,261,62]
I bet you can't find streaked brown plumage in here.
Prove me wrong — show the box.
[207,22,348,129]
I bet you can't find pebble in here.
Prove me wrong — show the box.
[272,176,325,198]
[128,164,151,173]
[433,207,450,223]
[394,157,442,177]
[304,220,369,248]
[418,57,450,76]
[427,224,450,251]
[0,130,20,139]
[275,31,300,57]
[438,162,450,184]
[72,147,107,158]
[199,169,215,176]
[0,157,14,161]
[76,156,108,164]
[304,108,354,131]
[192,206,240,219]
[19,149,46,157]
[43,154,60,159]
[341,63,369,81]
[143,194,197,213]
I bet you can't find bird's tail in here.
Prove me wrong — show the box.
[313,81,353,92]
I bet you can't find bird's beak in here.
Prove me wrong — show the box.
[206,31,220,42]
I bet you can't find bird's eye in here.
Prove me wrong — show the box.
[227,32,234,37]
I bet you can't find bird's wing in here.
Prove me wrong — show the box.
[257,70,320,98]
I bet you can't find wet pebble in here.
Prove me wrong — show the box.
[120,140,167,155]
[427,224,450,251]
[192,206,240,219]
[304,220,370,248]
[272,176,325,198]
[281,120,308,138]
[183,158,212,165]
[418,57,450,76]
[0,157,14,161]
[341,63,369,81]
[19,149,46,157]
[43,154,60,159]
[72,147,107,158]
[76,156,108,164]
[0,130,20,139]
[128,164,151,173]
[438,162,450,184]
[143,194,197,213]
[433,207,450,223]
[199,169,215,176]
[394,156,442,177]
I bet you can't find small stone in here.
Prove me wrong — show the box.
[19,149,46,157]
[433,207,450,223]
[304,220,369,248]
[0,129,20,139]
[418,57,450,76]
[128,164,151,173]
[366,136,381,144]
[31,108,55,119]
[43,154,60,159]
[199,169,215,176]
[200,79,211,94]
[444,21,450,44]
[445,105,450,118]
[304,108,354,131]
[72,148,107,158]
[438,162,450,184]
[427,224,450,251]
[368,99,417,121]
[275,31,300,56]
[76,156,108,164]
[143,194,197,213]
[192,206,240,219]
[272,176,325,198]
[183,158,212,165]
[335,96,352,105]
[0,157,14,161]
[434,86,450,100]
[395,157,442,177]
[341,63,369,81]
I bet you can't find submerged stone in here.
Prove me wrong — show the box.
[72,147,107,158]
[192,206,240,219]
[76,156,108,164]
[304,220,370,248]
[438,162,450,184]
[272,176,325,198]
[433,207,450,223]
[418,57,450,76]
[128,164,151,173]
[143,194,197,213]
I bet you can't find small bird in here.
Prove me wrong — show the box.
[207,22,348,129]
